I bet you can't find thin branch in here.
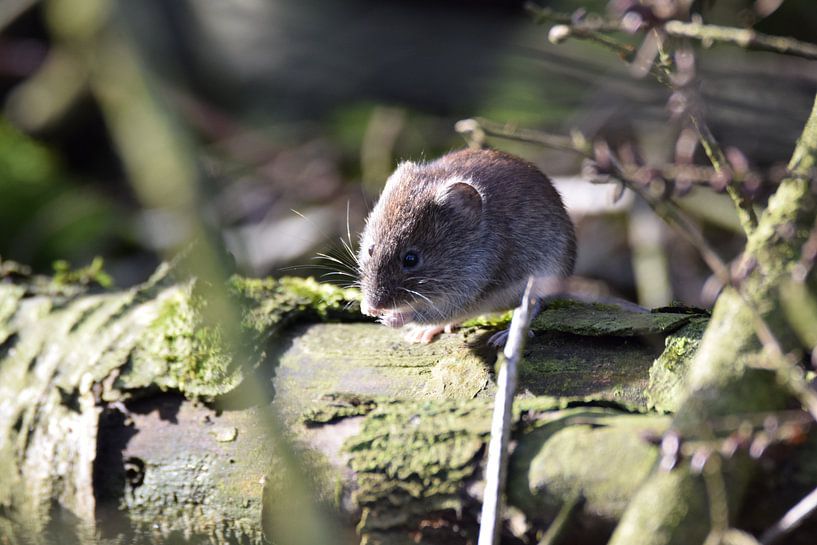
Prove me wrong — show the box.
[525,3,817,61]
[664,20,817,61]
[0,0,37,32]
[457,118,584,154]
[701,454,730,545]
[761,486,817,544]
[651,31,758,234]
[686,93,759,234]
[459,118,769,192]
[538,493,583,545]
[478,278,536,545]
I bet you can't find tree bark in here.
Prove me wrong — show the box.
[0,262,706,545]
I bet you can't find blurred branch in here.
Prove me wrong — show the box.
[629,203,672,307]
[456,118,581,154]
[761,486,817,545]
[361,106,406,190]
[525,3,817,61]
[700,454,730,545]
[40,0,347,542]
[0,0,38,32]
[664,20,817,61]
[537,493,583,545]
[5,48,88,131]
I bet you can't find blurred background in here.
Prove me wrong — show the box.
[2,0,816,308]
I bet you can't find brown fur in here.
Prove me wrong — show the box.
[358,149,576,326]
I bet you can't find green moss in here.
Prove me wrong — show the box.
[302,393,383,425]
[345,398,669,541]
[461,310,513,328]
[124,282,242,396]
[646,318,708,413]
[229,275,362,334]
[513,331,659,410]
[113,275,365,398]
[52,256,113,288]
[344,398,494,531]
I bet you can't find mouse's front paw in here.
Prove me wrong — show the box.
[404,323,459,343]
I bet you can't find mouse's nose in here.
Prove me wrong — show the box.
[361,290,394,317]
[361,300,386,317]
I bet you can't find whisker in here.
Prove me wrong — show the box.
[281,264,356,275]
[399,286,447,321]
[314,253,357,272]
[320,271,359,280]
[339,237,360,270]
[342,201,361,268]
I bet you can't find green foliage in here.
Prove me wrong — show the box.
[52,256,113,288]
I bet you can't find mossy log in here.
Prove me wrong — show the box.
[0,257,707,545]
[2,260,816,545]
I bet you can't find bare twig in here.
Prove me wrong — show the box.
[458,118,768,194]
[537,493,583,545]
[456,118,580,154]
[526,3,817,61]
[664,20,817,61]
[478,278,536,545]
[760,486,817,544]
[699,453,731,545]
[653,31,758,234]
[0,0,37,32]
[687,102,759,233]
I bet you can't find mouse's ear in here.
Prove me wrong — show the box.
[435,178,482,219]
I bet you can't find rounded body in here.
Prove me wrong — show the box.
[358,148,576,327]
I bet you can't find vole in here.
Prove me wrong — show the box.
[357,148,576,343]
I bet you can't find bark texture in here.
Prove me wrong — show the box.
[0,261,708,545]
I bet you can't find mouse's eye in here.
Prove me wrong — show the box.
[368,246,374,257]
[402,251,420,269]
